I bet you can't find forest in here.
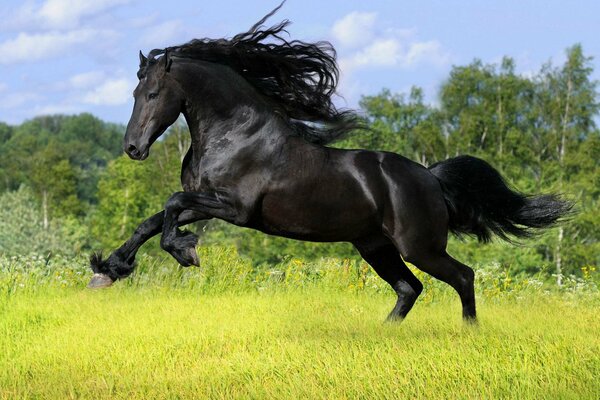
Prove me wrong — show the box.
[0,44,598,282]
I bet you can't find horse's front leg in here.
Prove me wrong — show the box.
[88,210,204,288]
[161,191,238,266]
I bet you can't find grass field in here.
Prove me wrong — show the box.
[1,250,599,399]
[1,284,599,399]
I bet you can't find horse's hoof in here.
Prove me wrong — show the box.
[187,247,200,267]
[87,273,114,289]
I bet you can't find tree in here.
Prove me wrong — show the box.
[0,122,14,191]
[440,57,536,171]
[534,45,599,283]
[342,87,445,165]
[0,186,88,256]
[29,145,81,229]
[0,114,123,203]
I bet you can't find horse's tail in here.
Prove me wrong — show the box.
[428,155,573,243]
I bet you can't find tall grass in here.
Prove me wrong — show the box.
[2,246,598,296]
[1,247,599,399]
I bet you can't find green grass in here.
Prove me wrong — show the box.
[1,286,599,399]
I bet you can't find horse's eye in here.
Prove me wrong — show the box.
[148,92,158,100]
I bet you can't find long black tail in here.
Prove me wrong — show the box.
[428,155,573,243]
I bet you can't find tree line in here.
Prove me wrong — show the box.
[0,45,597,280]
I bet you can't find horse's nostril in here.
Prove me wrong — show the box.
[127,144,139,155]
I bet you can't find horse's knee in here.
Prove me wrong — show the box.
[160,234,174,252]
[462,265,475,282]
[394,280,422,299]
[458,265,475,289]
[161,230,197,252]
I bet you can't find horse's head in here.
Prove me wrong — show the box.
[124,51,183,160]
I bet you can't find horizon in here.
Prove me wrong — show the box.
[1,0,599,126]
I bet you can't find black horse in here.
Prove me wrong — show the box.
[89,5,571,322]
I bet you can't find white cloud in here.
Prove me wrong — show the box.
[0,92,43,109]
[1,1,37,32]
[0,0,126,66]
[0,29,116,64]
[82,78,134,106]
[404,41,449,67]
[331,11,377,49]
[333,12,451,74]
[23,72,133,116]
[342,39,401,70]
[40,0,130,28]
[5,0,132,31]
[340,38,449,74]
[69,71,106,89]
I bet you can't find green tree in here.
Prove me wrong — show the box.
[440,57,536,171]
[342,87,445,165]
[0,114,123,203]
[29,145,81,229]
[0,122,15,191]
[534,45,599,282]
[0,186,88,255]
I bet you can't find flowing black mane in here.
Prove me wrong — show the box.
[141,3,360,145]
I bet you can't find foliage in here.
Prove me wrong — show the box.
[342,87,446,166]
[0,113,122,202]
[0,186,89,256]
[0,114,122,262]
[1,246,597,298]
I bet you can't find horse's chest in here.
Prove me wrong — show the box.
[180,161,198,191]
[180,159,232,192]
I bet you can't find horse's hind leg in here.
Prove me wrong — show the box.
[404,250,476,321]
[354,238,423,321]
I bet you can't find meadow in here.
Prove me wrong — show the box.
[1,248,599,399]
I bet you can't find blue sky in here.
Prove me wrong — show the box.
[1,0,599,125]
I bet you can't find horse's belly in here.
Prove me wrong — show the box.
[256,191,379,242]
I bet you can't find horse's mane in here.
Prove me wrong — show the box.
[143,2,361,145]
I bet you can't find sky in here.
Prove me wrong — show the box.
[1,0,599,126]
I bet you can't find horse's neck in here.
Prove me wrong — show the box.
[182,100,291,157]
[177,62,296,156]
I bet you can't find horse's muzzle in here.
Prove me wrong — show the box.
[125,143,149,160]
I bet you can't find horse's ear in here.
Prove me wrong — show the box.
[164,49,173,72]
[139,51,148,68]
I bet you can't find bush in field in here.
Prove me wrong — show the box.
[1,246,597,300]
[0,186,89,256]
